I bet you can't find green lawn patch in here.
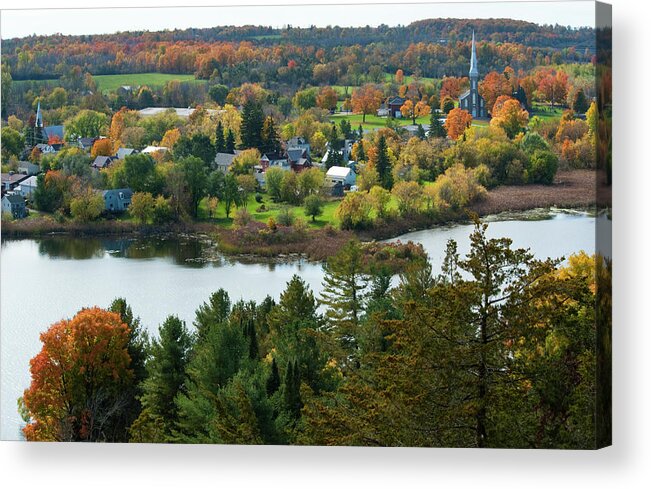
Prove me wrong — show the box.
[93,73,203,92]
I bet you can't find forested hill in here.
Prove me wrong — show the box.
[2,18,595,81]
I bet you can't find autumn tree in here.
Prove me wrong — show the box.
[400,99,431,124]
[69,189,104,222]
[129,191,156,223]
[391,180,423,216]
[316,86,339,112]
[91,138,114,158]
[64,110,109,140]
[538,69,569,108]
[351,84,383,122]
[395,69,404,84]
[335,192,373,230]
[490,97,529,139]
[479,71,513,114]
[444,108,472,140]
[22,307,133,442]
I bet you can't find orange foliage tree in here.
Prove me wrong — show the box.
[109,108,126,149]
[537,69,569,108]
[440,76,467,101]
[316,86,339,111]
[400,99,431,124]
[21,307,134,441]
[351,84,384,122]
[395,69,404,84]
[444,108,473,140]
[479,71,513,114]
[91,138,115,158]
[490,97,529,138]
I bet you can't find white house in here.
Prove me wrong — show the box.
[141,145,169,155]
[17,176,38,199]
[326,166,356,187]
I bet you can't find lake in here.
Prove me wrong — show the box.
[0,209,602,440]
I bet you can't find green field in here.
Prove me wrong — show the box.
[330,112,431,131]
[14,73,202,92]
[93,73,202,92]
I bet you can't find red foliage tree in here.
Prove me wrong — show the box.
[21,307,133,442]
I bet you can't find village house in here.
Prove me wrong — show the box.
[1,172,29,194]
[116,147,138,159]
[2,193,28,219]
[17,176,38,200]
[102,188,133,212]
[286,137,311,157]
[325,165,356,188]
[261,152,290,171]
[17,161,40,176]
[214,151,240,173]
[286,147,312,172]
[78,137,98,151]
[92,155,115,170]
[141,145,168,155]
[387,96,407,118]
[35,143,57,155]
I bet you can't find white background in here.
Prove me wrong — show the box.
[1,0,647,487]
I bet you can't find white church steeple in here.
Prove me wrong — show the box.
[469,30,479,79]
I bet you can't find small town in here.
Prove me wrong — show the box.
[0,11,611,453]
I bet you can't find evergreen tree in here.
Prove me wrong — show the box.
[572,88,589,114]
[240,99,265,150]
[325,124,343,169]
[358,124,364,140]
[416,123,426,140]
[194,289,231,341]
[356,140,366,162]
[225,129,236,154]
[243,317,259,360]
[319,240,370,368]
[429,110,446,138]
[266,358,281,396]
[215,121,226,153]
[283,360,302,420]
[137,315,192,440]
[261,115,281,155]
[375,134,393,189]
[339,119,352,139]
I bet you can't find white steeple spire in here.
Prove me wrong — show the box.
[35,101,43,128]
[469,30,479,79]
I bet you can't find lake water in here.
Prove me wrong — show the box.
[0,209,602,440]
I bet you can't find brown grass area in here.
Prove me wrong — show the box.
[470,170,610,216]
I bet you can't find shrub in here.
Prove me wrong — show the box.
[152,196,174,224]
[528,150,559,185]
[336,192,372,230]
[233,208,253,227]
[277,207,295,226]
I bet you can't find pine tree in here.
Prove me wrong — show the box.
[429,110,446,138]
[356,140,366,162]
[138,315,193,440]
[240,99,265,150]
[416,123,426,140]
[194,289,231,341]
[215,121,226,153]
[325,124,343,169]
[225,129,236,154]
[319,240,370,367]
[261,115,281,155]
[358,124,364,140]
[375,134,393,189]
[266,358,281,396]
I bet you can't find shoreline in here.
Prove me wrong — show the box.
[2,170,605,260]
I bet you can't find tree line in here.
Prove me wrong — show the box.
[19,225,611,448]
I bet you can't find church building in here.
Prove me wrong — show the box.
[459,32,488,118]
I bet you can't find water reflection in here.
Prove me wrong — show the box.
[30,236,220,268]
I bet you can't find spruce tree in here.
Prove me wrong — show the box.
[356,140,366,162]
[139,315,193,439]
[325,124,343,169]
[429,110,446,138]
[225,129,236,154]
[416,123,426,140]
[240,99,265,150]
[358,124,364,140]
[261,115,281,155]
[215,121,226,153]
[267,358,281,396]
[375,134,393,189]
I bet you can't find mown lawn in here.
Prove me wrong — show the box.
[329,112,431,132]
[530,103,564,121]
[198,191,342,229]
